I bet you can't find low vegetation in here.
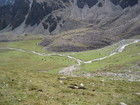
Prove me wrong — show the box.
[0,39,46,53]
[0,36,140,105]
[0,66,140,105]
[76,42,140,73]
[69,42,119,61]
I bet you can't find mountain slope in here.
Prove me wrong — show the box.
[0,0,15,6]
[0,0,139,34]
[0,0,140,52]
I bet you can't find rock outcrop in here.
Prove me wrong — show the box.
[0,0,140,51]
[0,0,15,6]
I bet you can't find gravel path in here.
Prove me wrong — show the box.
[0,39,140,76]
[59,65,79,76]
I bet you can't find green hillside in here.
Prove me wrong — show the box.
[0,36,140,105]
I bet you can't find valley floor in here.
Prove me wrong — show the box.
[0,35,140,105]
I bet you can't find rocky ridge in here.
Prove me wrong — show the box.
[0,0,140,52]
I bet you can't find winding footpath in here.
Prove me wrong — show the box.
[0,39,140,76]
[59,39,140,75]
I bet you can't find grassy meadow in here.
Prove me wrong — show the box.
[0,40,46,53]
[75,42,140,74]
[69,42,120,61]
[0,36,140,105]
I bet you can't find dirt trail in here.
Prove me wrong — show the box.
[59,65,79,76]
[0,39,140,76]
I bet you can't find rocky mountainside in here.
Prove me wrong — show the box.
[0,0,15,6]
[0,0,140,52]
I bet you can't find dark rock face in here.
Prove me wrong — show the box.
[0,0,66,33]
[25,1,49,26]
[11,0,29,29]
[0,0,139,33]
[77,0,98,8]
[25,0,65,27]
[98,2,103,7]
[0,0,15,6]
[0,5,12,30]
[0,0,140,52]
[0,0,29,30]
[110,0,138,9]
[77,0,139,8]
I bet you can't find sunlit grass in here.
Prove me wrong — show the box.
[77,42,140,73]
[0,68,140,105]
[0,36,140,105]
[69,42,120,61]
[0,40,46,53]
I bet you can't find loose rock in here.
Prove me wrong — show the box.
[59,80,64,84]
[58,77,67,80]
[80,83,84,87]
[120,102,127,105]
[136,93,140,95]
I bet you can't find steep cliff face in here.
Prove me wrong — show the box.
[0,0,140,51]
[0,0,67,34]
[0,0,29,30]
[0,0,15,6]
[0,0,139,34]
